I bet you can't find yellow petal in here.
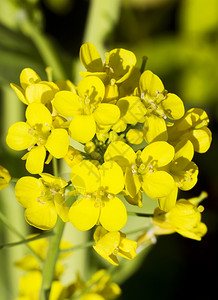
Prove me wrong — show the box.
[25,83,55,105]
[69,197,99,231]
[40,173,68,188]
[118,237,137,260]
[125,167,141,198]
[139,70,164,96]
[53,91,82,117]
[104,141,136,169]
[78,76,105,105]
[25,201,57,230]
[117,96,146,124]
[79,42,103,72]
[93,103,120,125]
[20,68,41,89]
[0,166,11,191]
[26,103,52,127]
[143,115,168,143]
[142,171,175,199]
[191,127,212,153]
[6,122,35,151]
[10,83,28,104]
[69,114,96,143]
[54,194,69,222]
[158,186,178,212]
[106,48,136,83]
[99,161,124,194]
[25,145,46,174]
[45,128,69,158]
[100,196,127,231]
[15,176,43,207]
[141,141,175,167]
[93,231,120,265]
[162,93,185,120]
[174,140,194,164]
[70,161,100,194]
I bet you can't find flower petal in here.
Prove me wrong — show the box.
[6,122,35,150]
[26,103,52,127]
[70,161,100,194]
[158,186,178,212]
[79,42,103,72]
[25,201,57,230]
[15,176,44,208]
[54,194,69,223]
[93,103,120,125]
[69,197,99,231]
[104,141,136,169]
[53,91,82,117]
[99,161,124,194]
[25,146,46,174]
[142,171,175,199]
[20,68,41,89]
[100,196,127,231]
[141,141,175,167]
[78,76,105,105]
[139,70,164,96]
[25,83,55,105]
[10,83,28,105]
[45,128,69,158]
[162,93,185,120]
[69,114,96,143]
[117,96,146,124]
[143,115,168,143]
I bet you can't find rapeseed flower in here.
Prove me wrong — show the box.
[104,141,176,206]
[6,103,69,174]
[93,226,137,266]
[167,108,212,153]
[69,160,127,231]
[11,68,59,106]
[15,173,69,230]
[152,194,207,241]
[53,76,120,143]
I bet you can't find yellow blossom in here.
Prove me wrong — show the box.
[0,165,11,191]
[93,226,137,265]
[53,76,120,143]
[167,108,212,153]
[69,160,127,231]
[6,103,69,174]
[153,194,207,241]
[11,68,59,105]
[15,173,69,230]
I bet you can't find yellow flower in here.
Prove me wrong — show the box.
[0,165,11,191]
[69,160,127,231]
[93,226,137,266]
[6,103,69,174]
[153,194,207,241]
[138,70,185,143]
[79,42,136,85]
[15,173,69,230]
[64,146,83,168]
[167,108,212,153]
[158,140,199,211]
[53,76,120,143]
[11,68,59,105]
[104,141,175,203]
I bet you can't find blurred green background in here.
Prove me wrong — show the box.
[0,0,218,299]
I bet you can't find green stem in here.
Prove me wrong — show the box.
[52,158,59,177]
[0,231,53,250]
[140,56,148,74]
[39,218,65,300]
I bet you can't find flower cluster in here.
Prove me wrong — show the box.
[5,42,211,269]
